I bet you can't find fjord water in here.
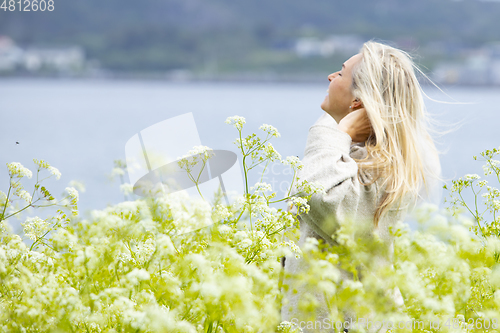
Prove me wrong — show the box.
[0,78,498,221]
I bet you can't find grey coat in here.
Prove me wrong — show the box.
[280,112,442,332]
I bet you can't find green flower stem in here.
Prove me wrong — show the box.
[258,160,271,184]
[287,169,297,198]
[0,182,13,222]
[186,170,205,201]
[3,202,34,221]
[487,158,500,184]
[458,189,485,238]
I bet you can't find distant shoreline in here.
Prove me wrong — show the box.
[1,71,500,88]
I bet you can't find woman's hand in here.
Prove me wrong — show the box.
[337,108,373,143]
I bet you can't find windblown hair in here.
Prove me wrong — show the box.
[350,41,442,227]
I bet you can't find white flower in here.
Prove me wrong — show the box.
[277,321,303,333]
[303,237,319,253]
[282,240,303,259]
[217,224,232,234]
[126,268,150,285]
[259,124,280,138]
[176,146,215,173]
[187,145,214,158]
[120,183,134,196]
[48,166,61,180]
[282,156,302,168]
[238,238,253,249]
[111,167,125,177]
[18,190,32,203]
[263,142,281,162]
[213,205,232,222]
[464,174,480,181]
[250,182,273,194]
[21,216,50,241]
[290,196,310,214]
[234,230,248,241]
[7,162,32,179]
[225,115,246,131]
[65,187,79,201]
[118,252,136,264]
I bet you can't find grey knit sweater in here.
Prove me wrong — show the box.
[280,112,442,332]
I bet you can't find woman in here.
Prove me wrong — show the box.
[280,41,442,332]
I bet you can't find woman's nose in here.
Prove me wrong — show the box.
[327,72,338,81]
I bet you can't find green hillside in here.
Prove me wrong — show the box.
[1,0,499,74]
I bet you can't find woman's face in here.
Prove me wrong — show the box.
[321,53,363,123]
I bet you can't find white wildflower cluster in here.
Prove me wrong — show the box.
[120,183,134,196]
[483,160,500,176]
[126,268,150,285]
[259,124,280,138]
[18,190,32,203]
[21,216,50,241]
[7,162,32,179]
[65,187,79,202]
[302,236,319,253]
[277,320,303,333]
[234,133,262,153]
[289,196,310,214]
[48,166,61,180]
[133,239,156,265]
[186,145,215,160]
[250,197,279,224]
[295,178,326,197]
[212,204,232,222]
[281,240,302,259]
[464,174,481,181]
[263,142,282,162]
[225,115,246,131]
[282,155,303,169]
[110,167,125,177]
[250,182,273,194]
[176,145,215,173]
[33,159,62,180]
[217,224,232,235]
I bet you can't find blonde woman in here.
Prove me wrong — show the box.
[280,41,442,332]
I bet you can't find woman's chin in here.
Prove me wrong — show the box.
[320,102,327,111]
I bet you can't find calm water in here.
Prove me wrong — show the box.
[0,78,499,221]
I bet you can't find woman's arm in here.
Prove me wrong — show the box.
[288,112,368,245]
[337,108,373,143]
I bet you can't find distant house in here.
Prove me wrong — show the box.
[0,36,24,71]
[432,43,500,86]
[294,34,364,58]
[23,46,85,72]
[0,35,86,74]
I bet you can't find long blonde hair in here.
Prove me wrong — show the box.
[350,41,442,227]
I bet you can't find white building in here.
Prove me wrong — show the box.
[294,35,364,58]
[0,36,24,71]
[0,35,86,73]
[23,46,85,72]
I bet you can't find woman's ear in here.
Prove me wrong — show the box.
[352,97,363,109]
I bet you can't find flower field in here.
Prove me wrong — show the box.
[1,117,500,332]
